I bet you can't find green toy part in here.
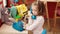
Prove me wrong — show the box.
[15,15,21,19]
[10,6,17,19]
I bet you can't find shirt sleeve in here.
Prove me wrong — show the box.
[26,16,44,30]
[28,17,33,25]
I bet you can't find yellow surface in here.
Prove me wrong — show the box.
[16,4,27,16]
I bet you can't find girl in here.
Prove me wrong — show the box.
[25,1,46,34]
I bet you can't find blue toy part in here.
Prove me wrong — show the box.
[42,29,47,34]
[31,15,36,20]
[12,21,24,31]
[30,7,36,20]
[30,7,32,14]
[18,21,24,27]
[14,0,19,3]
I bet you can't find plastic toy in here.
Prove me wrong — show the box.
[30,7,32,14]
[10,6,17,19]
[31,15,36,20]
[14,0,19,3]
[10,4,27,31]
[15,4,27,21]
[10,4,27,21]
[16,4,27,15]
[30,7,36,20]
[42,29,47,34]
[12,21,24,31]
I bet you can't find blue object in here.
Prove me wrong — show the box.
[30,7,32,14]
[31,15,36,20]
[42,29,47,34]
[14,0,19,3]
[12,21,24,31]
[30,7,36,20]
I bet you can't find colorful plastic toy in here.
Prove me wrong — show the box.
[12,21,24,31]
[10,4,27,21]
[10,4,27,31]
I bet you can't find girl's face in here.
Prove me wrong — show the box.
[32,5,39,16]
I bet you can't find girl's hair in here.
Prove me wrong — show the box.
[32,1,46,16]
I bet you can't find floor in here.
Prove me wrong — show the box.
[44,18,60,34]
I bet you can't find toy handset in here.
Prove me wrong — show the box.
[30,7,36,20]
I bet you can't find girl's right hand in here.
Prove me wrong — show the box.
[28,16,33,25]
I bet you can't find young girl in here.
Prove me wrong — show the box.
[25,1,46,34]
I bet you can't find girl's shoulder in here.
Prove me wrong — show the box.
[37,16,44,18]
[37,16,44,20]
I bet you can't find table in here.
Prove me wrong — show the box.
[0,24,30,34]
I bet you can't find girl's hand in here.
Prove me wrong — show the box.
[23,23,28,29]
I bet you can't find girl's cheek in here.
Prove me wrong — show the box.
[35,12,37,15]
[33,11,38,15]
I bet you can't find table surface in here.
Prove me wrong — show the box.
[0,24,28,34]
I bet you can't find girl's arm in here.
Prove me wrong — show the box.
[26,16,44,31]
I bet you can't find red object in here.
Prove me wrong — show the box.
[0,2,2,4]
[16,0,23,5]
[0,0,3,7]
[47,2,57,18]
[7,0,11,7]
[7,0,35,7]
[7,0,23,7]
[0,19,2,27]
